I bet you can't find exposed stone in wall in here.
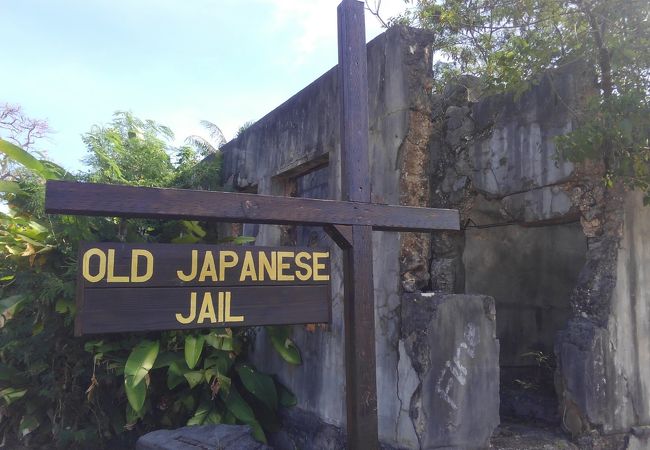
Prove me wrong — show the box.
[396,31,437,293]
[556,189,650,436]
[399,109,433,293]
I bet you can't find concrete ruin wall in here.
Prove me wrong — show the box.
[220,27,435,448]
[218,25,650,448]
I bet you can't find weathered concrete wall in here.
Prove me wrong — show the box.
[217,21,650,447]
[431,56,650,442]
[464,221,585,368]
[428,62,594,427]
[557,190,650,436]
[220,27,440,448]
[401,294,500,449]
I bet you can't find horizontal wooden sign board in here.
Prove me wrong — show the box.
[75,243,331,335]
[46,180,461,232]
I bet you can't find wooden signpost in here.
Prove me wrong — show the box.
[44,1,460,448]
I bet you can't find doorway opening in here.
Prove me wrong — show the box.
[463,217,586,424]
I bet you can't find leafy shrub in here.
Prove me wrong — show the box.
[0,113,300,448]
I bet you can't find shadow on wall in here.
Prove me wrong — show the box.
[463,214,587,424]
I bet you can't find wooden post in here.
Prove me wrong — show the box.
[337,1,379,448]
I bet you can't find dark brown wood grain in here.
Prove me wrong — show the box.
[338,1,379,448]
[324,224,353,250]
[75,242,331,335]
[78,285,330,335]
[338,2,370,204]
[45,180,460,232]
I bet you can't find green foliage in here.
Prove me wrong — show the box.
[0,113,300,448]
[404,0,650,196]
[82,111,175,186]
[557,91,650,198]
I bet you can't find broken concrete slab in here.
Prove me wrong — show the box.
[136,425,270,450]
[401,293,500,449]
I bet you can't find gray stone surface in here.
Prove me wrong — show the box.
[463,218,586,368]
[490,423,577,449]
[136,425,270,450]
[213,21,650,447]
[469,62,590,198]
[219,26,437,448]
[401,293,500,449]
[269,407,410,450]
[501,185,574,223]
[557,191,650,435]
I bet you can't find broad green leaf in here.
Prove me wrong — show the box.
[32,321,44,336]
[0,387,27,405]
[267,326,302,365]
[248,419,267,444]
[236,365,278,411]
[277,382,297,408]
[124,340,159,386]
[215,372,232,396]
[19,415,39,437]
[124,376,147,412]
[55,298,75,315]
[0,139,59,179]
[15,233,45,248]
[167,361,190,390]
[231,236,256,245]
[126,403,142,426]
[184,335,205,369]
[220,387,255,423]
[183,220,206,238]
[203,352,232,374]
[206,331,234,351]
[186,399,221,426]
[84,340,121,355]
[0,180,22,194]
[203,369,231,395]
[183,371,204,389]
[205,410,223,425]
[171,234,201,244]
[152,351,183,369]
[0,294,26,318]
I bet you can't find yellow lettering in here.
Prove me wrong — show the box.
[131,249,154,282]
[176,292,197,324]
[82,248,106,283]
[224,292,244,322]
[313,252,330,281]
[295,252,313,281]
[197,292,216,324]
[239,251,258,281]
[199,251,218,282]
[219,251,239,280]
[177,250,198,282]
[258,251,276,281]
[107,249,129,282]
[277,251,295,281]
[218,291,225,322]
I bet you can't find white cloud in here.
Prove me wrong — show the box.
[261,0,408,65]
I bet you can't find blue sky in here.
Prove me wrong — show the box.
[2,0,406,172]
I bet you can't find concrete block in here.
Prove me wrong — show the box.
[136,425,270,450]
[401,293,500,449]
